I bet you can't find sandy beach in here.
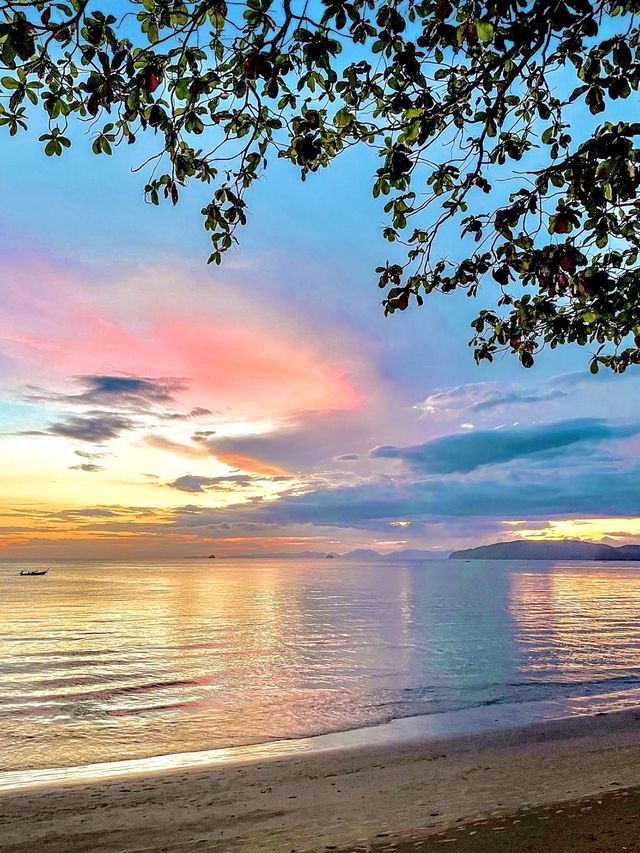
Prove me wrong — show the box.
[2,710,640,852]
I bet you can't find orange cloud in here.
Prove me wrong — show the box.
[143,435,291,475]
[212,452,290,477]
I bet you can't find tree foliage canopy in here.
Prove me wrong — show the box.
[2,0,640,371]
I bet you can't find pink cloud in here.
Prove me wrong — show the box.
[0,254,364,420]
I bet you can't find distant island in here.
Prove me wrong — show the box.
[193,542,640,561]
[333,548,446,561]
[195,548,447,561]
[449,539,640,561]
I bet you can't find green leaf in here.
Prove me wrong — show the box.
[475,21,494,42]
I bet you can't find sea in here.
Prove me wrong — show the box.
[3,557,640,786]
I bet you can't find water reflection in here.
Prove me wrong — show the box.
[0,559,423,769]
[509,565,640,681]
[2,559,640,772]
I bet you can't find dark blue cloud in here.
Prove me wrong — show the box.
[369,418,640,474]
[86,375,166,395]
[69,462,104,472]
[74,449,106,460]
[159,408,212,421]
[61,508,118,518]
[44,412,135,443]
[192,429,217,442]
[419,381,568,415]
[170,463,640,532]
[21,374,212,447]
[26,374,188,411]
[162,417,640,537]
[472,388,567,412]
[169,474,258,493]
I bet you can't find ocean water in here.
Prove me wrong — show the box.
[3,557,640,775]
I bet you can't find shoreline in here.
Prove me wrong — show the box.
[2,708,640,851]
[4,684,640,793]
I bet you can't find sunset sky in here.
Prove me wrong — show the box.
[2,120,640,558]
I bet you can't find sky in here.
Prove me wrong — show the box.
[2,113,640,558]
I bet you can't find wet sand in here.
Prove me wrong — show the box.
[2,710,640,852]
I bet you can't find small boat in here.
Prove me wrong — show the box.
[208,554,216,559]
[19,569,49,576]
